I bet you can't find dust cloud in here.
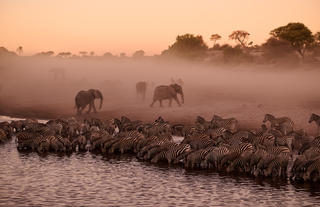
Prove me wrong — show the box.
[0,56,319,134]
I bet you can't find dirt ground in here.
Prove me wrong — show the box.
[0,57,319,135]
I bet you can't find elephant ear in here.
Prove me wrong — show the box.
[168,85,177,96]
[88,89,96,98]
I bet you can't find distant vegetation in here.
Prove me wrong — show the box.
[1,22,320,66]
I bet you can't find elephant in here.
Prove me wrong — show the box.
[150,84,184,107]
[75,89,103,114]
[136,81,147,100]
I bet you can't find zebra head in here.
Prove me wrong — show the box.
[263,114,275,123]
[309,113,319,123]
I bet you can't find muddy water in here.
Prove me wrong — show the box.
[1,117,320,206]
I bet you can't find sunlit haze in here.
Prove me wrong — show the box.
[1,0,320,55]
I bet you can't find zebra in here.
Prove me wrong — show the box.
[303,157,320,182]
[185,146,216,169]
[203,145,230,169]
[210,115,238,133]
[195,116,211,130]
[263,114,294,135]
[150,143,191,164]
[309,113,320,135]
[220,143,254,169]
[72,135,87,151]
[0,128,8,143]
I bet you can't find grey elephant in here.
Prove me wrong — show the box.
[150,83,184,107]
[136,81,147,100]
[75,89,103,114]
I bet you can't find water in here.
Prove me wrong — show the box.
[1,117,320,206]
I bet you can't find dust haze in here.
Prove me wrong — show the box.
[0,56,319,133]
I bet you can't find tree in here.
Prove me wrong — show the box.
[34,51,54,57]
[90,51,95,56]
[103,52,113,58]
[229,30,250,47]
[57,52,72,58]
[162,33,208,60]
[210,34,221,46]
[314,32,320,46]
[262,37,298,63]
[270,22,314,58]
[16,46,23,56]
[132,50,145,58]
[79,51,87,57]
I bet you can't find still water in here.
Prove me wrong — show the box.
[1,117,320,207]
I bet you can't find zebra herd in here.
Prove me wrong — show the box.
[1,113,320,182]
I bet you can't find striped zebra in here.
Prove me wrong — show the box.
[226,158,247,173]
[150,143,191,164]
[72,135,87,151]
[220,143,254,169]
[309,113,320,135]
[263,114,294,135]
[183,134,215,150]
[16,132,38,150]
[110,131,145,154]
[203,145,230,169]
[0,128,8,143]
[195,116,211,130]
[205,127,227,140]
[144,142,176,161]
[275,135,294,151]
[303,157,320,182]
[185,146,216,168]
[251,133,276,147]
[210,115,238,133]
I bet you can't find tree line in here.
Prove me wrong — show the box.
[1,22,320,65]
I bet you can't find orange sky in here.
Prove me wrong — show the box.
[1,0,319,56]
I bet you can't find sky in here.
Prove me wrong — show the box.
[1,0,319,56]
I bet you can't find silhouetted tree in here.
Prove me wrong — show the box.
[162,33,208,60]
[262,37,298,64]
[210,34,221,46]
[229,30,250,48]
[57,52,72,58]
[16,46,23,56]
[34,51,54,57]
[0,47,17,57]
[314,32,320,46]
[79,51,88,57]
[103,52,113,58]
[132,50,145,58]
[270,22,314,58]
[90,51,95,56]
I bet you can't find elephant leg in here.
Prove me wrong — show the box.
[92,102,97,113]
[169,99,172,107]
[174,97,181,107]
[159,100,163,107]
[150,100,156,107]
[87,102,93,114]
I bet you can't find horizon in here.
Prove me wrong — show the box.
[1,0,320,56]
